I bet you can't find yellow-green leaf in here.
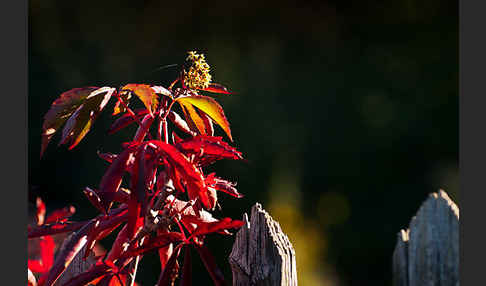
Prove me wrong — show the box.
[122,84,158,116]
[179,100,206,135]
[176,96,232,141]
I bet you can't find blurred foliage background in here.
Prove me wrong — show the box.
[28,0,457,285]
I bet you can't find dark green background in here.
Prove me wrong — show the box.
[29,1,458,285]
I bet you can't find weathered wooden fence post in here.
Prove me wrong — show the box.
[229,203,298,286]
[392,190,459,286]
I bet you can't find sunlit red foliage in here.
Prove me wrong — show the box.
[29,52,244,286]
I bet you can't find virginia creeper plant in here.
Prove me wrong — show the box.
[28,51,245,286]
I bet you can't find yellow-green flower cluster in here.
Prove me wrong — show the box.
[184,51,212,90]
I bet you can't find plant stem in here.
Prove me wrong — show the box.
[163,119,168,144]
[126,248,141,286]
[157,100,164,141]
[162,100,177,122]
[159,97,169,144]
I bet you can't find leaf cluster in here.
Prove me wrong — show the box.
[29,52,244,286]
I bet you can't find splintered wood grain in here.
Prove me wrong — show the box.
[229,203,298,286]
[393,190,459,286]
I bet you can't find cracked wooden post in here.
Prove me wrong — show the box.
[229,203,298,286]
[392,190,459,286]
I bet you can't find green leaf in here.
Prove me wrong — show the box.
[59,87,115,150]
[41,87,99,157]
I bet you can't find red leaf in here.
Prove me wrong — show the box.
[45,206,76,224]
[168,111,196,136]
[59,87,116,150]
[132,113,155,143]
[37,275,46,286]
[59,264,112,286]
[85,221,123,260]
[156,244,183,286]
[158,243,173,272]
[189,217,244,238]
[121,233,184,259]
[84,187,131,213]
[28,260,45,273]
[166,164,187,198]
[97,208,129,231]
[150,141,204,184]
[109,109,149,135]
[149,141,211,209]
[36,197,46,226]
[199,83,233,95]
[91,274,114,286]
[94,274,127,286]
[127,145,157,239]
[195,244,226,286]
[172,131,183,145]
[41,87,99,157]
[176,135,243,166]
[97,151,117,164]
[157,229,174,272]
[114,188,131,204]
[98,146,138,212]
[83,187,107,214]
[205,174,243,198]
[40,235,55,270]
[201,112,214,136]
[179,246,192,286]
[28,236,55,274]
[126,198,143,241]
[105,224,129,263]
[28,221,86,239]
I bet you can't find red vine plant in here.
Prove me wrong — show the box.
[28,51,245,286]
